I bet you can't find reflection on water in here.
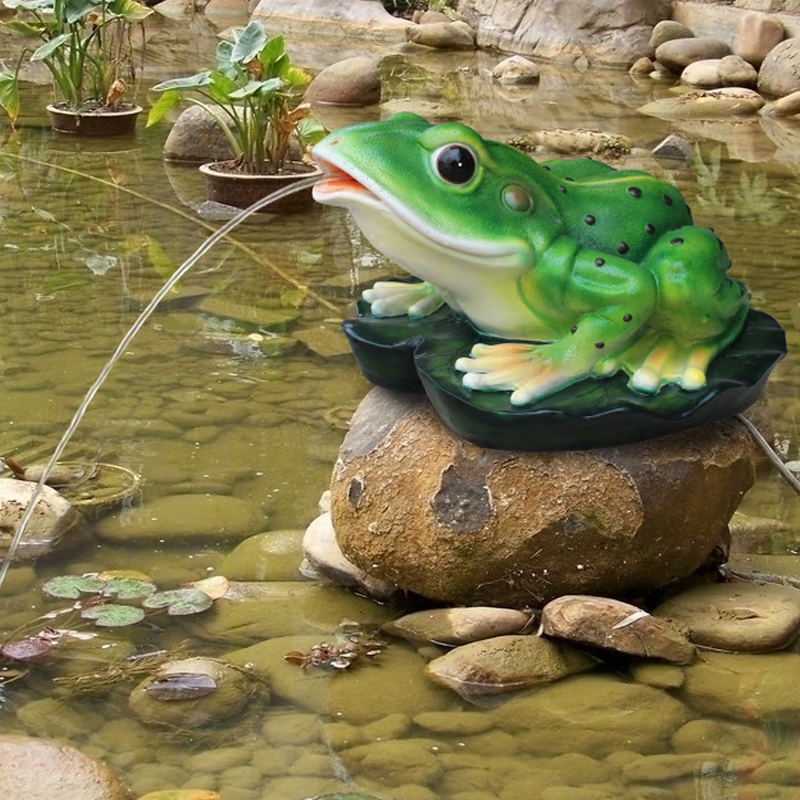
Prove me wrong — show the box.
[2,20,800,799]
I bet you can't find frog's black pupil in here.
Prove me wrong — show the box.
[437,146,476,184]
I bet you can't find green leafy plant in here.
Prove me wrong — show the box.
[0,0,153,117]
[147,20,325,175]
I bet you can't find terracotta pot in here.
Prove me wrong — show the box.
[47,104,142,136]
[198,160,322,213]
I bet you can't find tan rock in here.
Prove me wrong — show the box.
[681,58,723,88]
[330,389,756,607]
[424,634,595,700]
[639,87,765,119]
[736,10,784,67]
[653,580,800,652]
[405,20,476,49]
[305,56,381,107]
[0,735,130,800]
[384,607,532,645]
[491,55,540,85]
[541,595,695,664]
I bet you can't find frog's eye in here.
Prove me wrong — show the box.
[502,184,533,213]
[434,145,476,185]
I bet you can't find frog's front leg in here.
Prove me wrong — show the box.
[363,280,444,319]
[455,251,658,405]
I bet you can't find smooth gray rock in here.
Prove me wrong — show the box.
[649,19,694,51]
[759,37,800,96]
[719,53,759,87]
[652,133,693,160]
[656,37,731,72]
[163,105,233,163]
[681,58,724,88]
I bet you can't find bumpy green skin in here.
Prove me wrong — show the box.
[312,113,750,405]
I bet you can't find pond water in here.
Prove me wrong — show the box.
[3,13,800,800]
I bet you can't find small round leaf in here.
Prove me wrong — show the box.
[141,588,213,616]
[80,604,145,627]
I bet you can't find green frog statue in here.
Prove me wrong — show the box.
[312,113,785,450]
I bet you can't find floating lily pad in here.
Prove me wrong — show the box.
[145,671,218,701]
[80,604,146,627]
[342,304,786,451]
[141,588,213,616]
[100,577,157,602]
[42,574,105,600]
[1,636,54,662]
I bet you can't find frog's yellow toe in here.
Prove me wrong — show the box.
[680,366,706,391]
[630,367,661,394]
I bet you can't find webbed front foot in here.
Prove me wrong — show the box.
[625,336,720,394]
[363,280,444,319]
[455,342,567,406]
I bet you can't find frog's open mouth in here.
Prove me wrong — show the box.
[312,157,381,204]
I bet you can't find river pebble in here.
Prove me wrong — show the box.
[217,529,305,581]
[384,606,531,646]
[653,580,800,652]
[425,634,595,700]
[95,493,265,544]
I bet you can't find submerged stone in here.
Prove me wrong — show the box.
[541,595,695,664]
[424,634,595,700]
[654,580,800,652]
[94,493,264,544]
[217,528,305,581]
[491,672,692,758]
[129,656,257,729]
[227,635,454,725]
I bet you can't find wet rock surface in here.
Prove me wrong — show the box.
[0,735,131,800]
[0,478,88,562]
[384,607,532,646]
[424,634,596,700]
[541,595,696,664]
[329,388,756,607]
[654,580,800,651]
[129,656,258,729]
[306,56,382,106]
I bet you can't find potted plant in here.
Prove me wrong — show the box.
[146,20,326,213]
[1,0,153,134]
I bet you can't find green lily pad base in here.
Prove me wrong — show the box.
[342,303,786,451]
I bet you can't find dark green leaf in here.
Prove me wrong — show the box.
[141,588,213,616]
[231,20,268,65]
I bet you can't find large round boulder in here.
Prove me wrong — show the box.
[329,389,758,607]
[758,38,800,97]
[0,736,130,800]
